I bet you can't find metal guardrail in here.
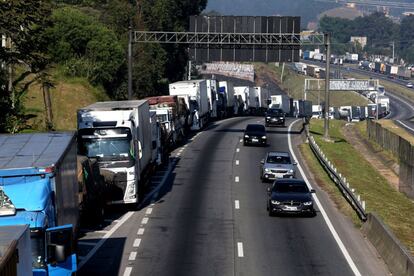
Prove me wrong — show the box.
[307,133,368,221]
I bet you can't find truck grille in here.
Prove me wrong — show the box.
[103,171,127,201]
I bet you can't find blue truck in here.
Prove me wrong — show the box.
[0,132,79,275]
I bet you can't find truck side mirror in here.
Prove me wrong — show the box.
[46,224,73,265]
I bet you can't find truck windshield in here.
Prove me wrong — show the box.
[78,128,133,161]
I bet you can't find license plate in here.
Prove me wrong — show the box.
[284,206,297,211]
[252,138,259,142]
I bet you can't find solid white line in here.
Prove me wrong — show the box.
[287,120,361,276]
[137,228,145,235]
[235,160,239,165]
[235,200,240,209]
[133,238,141,248]
[128,251,137,261]
[78,211,134,269]
[78,241,97,246]
[236,148,240,152]
[397,120,414,132]
[237,242,244,257]
[145,208,153,215]
[235,176,239,183]
[123,267,133,276]
[141,217,149,224]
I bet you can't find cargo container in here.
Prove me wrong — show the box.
[219,81,235,116]
[169,80,210,130]
[0,132,79,275]
[397,66,411,80]
[206,79,218,119]
[293,100,312,118]
[270,95,291,115]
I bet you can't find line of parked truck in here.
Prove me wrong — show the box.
[359,60,413,80]
[0,78,292,275]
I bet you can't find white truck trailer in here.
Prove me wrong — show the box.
[219,81,235,116]
[255,87,270,113]
[169,80,209,130]
[206,79,218,119]
[77,100,155,204]
[293,100,312,118]
[270,95,291,115]
[234,86,258,113]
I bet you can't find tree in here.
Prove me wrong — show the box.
[0,0,53,133]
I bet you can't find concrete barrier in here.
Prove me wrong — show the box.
[362,213,414,276]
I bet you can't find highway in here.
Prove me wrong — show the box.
[79,116,389,276]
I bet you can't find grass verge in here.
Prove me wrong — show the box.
[303,119,414,254]
[23,66,109,131]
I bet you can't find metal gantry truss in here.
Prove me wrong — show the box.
[133,31,326,46]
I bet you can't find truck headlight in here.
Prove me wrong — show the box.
[271,200,281,205]
[266,116,271,119]
[303,201,313,206]
[262,136,267,139]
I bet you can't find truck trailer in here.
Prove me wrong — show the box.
[270,95,291,115]
[77,100,155,204]
[0,132,78,275]
[169,80,210,130]
[219,81,235,116]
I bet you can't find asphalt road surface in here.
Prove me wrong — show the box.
[79,117,390,276]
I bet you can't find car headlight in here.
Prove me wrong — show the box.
[266,116,271,119]
[271,200,280,205]
[244,135,249,138]
[289,169,294,174]
[262,136,267,139]
[264,168,271,172]
[303,201,313,206]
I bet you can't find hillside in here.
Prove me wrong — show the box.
[23,68,109,131]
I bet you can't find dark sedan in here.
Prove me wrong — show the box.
[265,108,285,127]
[267,179,316,216]
[243,124,267,146]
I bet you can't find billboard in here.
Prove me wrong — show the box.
[189,16,300,63]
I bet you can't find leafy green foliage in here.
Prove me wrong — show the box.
[0,0,53,133]
[46,7,124,93]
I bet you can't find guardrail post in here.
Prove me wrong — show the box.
[362,201,366,210]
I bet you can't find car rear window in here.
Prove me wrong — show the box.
[273,182,309,193]
[267,155,291,164]
[246,124,265,132]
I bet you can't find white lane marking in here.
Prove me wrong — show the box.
[176,152,181,156]
[397,120,414,132]
[123,267,132,276]
[78,241,97,246]
[235,200,240,209]
[235,176,239,183]
[145,208,153,215]
[287,120,362,276]
[141,217,149,224]
[137,228,145,235]
[239,139,243,143]
[235,160,240,166]
[133,238,142,248]
[128,251,137,261]
[78,211,134,269]
[237,242,244,257]
[236,148,240,152]
[178,149,183,153]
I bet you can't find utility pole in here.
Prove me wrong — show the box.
[323,33,331,141]
[6,37,14,108]
[392,41,395,63]
[128,26,133,100]
[188,60,192,80]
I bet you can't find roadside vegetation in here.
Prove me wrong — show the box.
[301,120,414,255]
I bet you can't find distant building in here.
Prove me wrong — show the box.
[350,36,367,49]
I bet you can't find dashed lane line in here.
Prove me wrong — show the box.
[133,238,142,248]
[141,217,149,225]
[137,228,145,235]
[78,211,134,269]
[236,148,240,152]
[128,251,137,261]
[235,200,240,210]
[123,267,132,276]
[235,176,239,183]
[237,242,244,257]
[235,160,239,166]
[145,208,153,215]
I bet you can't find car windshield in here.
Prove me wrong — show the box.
[267,155,291,164]
[246,124,265,132]
[273,182,309,193]
[267,109,283,115]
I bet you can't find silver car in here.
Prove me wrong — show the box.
[260,151,296,182]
